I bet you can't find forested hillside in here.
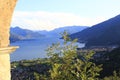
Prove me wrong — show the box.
[71,14,120,47]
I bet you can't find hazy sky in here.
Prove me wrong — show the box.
[11,0,120,31]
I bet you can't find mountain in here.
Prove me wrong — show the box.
[10,27,45,42]
[10,32,23,42]
[71,14,120,47]
[39,26,88,37]
[50,26,88,34]
[10,26,87,43]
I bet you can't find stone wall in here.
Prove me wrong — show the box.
[0,0,17,47]
[0,0,17,80]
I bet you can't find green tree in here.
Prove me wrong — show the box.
[46,31,102,80]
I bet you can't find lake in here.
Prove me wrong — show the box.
[10,37,85,61]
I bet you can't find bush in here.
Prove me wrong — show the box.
[46,31,102,80]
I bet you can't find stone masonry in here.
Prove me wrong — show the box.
[0,0,17,80]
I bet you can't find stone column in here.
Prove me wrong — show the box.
[0,0,18,80]
[0,47,18,80]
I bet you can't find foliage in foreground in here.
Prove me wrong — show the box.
[11,32,120,80]
[103,71,120,80]
[46,31,102,80]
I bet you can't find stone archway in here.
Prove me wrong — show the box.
[0,0,18,80]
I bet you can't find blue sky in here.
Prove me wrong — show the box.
[11,0,120,30]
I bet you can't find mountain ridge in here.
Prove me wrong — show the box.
[10,27,45,42]
[70,14,120,47]
[38,26,88,37]
[10,26,88,42]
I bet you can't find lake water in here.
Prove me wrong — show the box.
[10,37,85,61]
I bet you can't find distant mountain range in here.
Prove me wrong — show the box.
[38,26,88,37]
[71,14,120,47]
[10,26,88,43]
[10,27,45,42]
